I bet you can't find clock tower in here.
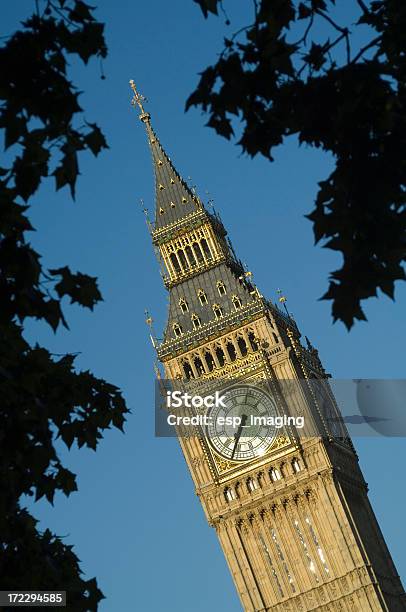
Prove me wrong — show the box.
[131,81,406,611]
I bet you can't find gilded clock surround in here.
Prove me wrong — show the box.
[131,80,406,611]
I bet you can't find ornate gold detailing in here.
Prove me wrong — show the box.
[191,456,203,468]
[273,435,290,450]
[152,208,209,243]
[213,454,240,474]
[212,303,223,319]
[129,79,150,121]
[210,433,291,477]
[194,351,263,382]
[158,302,265,360]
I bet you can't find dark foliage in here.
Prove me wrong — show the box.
[189,0,406,328]
[0,1,128,607]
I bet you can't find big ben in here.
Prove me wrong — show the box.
[130,80,406,611]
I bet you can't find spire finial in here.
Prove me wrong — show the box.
[139,198,153,233]
[129,79,149,121]
[277,288,291,318]
[145,308,153,327]
[145,309,158,349]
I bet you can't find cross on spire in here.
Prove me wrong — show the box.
[129,79,149,119]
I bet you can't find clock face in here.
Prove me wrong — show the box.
[206,385,278,462]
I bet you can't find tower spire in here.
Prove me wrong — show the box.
[129,79,203,229]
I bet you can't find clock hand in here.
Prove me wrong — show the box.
[231,414,248,459]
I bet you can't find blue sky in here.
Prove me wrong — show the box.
[3,2,406,610]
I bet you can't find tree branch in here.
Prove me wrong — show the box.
[356,0,370,15]
[351,35,382,64]
[295,12,314,46]
[315,9,348,36]
[315,9,351,62]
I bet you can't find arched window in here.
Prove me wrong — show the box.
[179,298,188,313]
[173,323,183,338]
[193,242,204,263]
[247,477,259,493]
[217,280,226,296]
[170,253,181,274]
[293,519,318,578]
[215,346,225,367]
[273,332,279,344]
[204,351,215,372]
[237,336,248,357]
[200,238,212,260]
[248,331,258,351]
[232,295,242,310]
[182,361,194,380]
[305,516,329,575]
[198,289,207,305]
[213,304,223,320]
[185,245,196,267]
[191,314,201,329]
[226,341,237,362]
[292,458,301,473]
[177,249,189,271]
[224,487,236,502]
[270,467,282,482]
[194,356,205,376]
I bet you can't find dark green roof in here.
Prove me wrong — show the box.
[141,116,203,229]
